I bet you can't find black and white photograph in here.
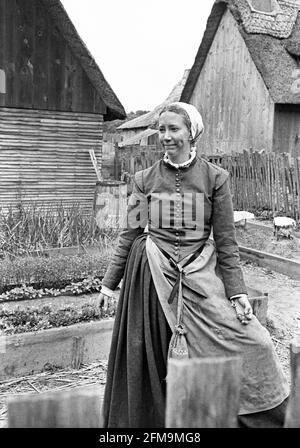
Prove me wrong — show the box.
[0,0,300,437]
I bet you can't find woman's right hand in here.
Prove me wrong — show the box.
[99,292,110,312]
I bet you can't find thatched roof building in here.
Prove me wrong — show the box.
[118,69,190,141]
[181,0,300,156]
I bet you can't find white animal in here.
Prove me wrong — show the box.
[273,216,296,240]
[234,211,255,227]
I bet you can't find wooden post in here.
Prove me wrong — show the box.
[166,357,242,428]
[8,384,102,428]
[248,293,268,326]
[114,143,120,180]
[284,338,300,428]
[89,149,102,182]
[71,336,85,370]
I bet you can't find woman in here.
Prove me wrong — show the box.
[99,102,289,428]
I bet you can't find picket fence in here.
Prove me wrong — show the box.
[7,337,300,428]
[115,145,300,220]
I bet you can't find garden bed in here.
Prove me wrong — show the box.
[0,318,114,381]
[236,221,300,262]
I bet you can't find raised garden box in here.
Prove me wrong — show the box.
[0,285,268,381]
[0,319,114,381]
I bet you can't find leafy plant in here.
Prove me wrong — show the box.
[63,276,102,296]
[0,299,117,335]
[0,276,103,303]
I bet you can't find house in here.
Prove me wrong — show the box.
[180,0,300,156]
[118,69,190,147]
[0,0,126,212]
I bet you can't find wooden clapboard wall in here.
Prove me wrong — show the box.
[0,107,102,211]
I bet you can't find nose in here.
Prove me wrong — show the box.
[163,129,171,140]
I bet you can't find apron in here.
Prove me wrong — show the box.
[146,235,289,415]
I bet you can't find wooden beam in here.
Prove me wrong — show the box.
[166,357,242,428]
[89,149,102,181]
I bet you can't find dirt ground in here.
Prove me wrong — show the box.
[242,260,300,380]
[235,221,300,262]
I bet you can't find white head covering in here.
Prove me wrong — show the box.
[170,101,204,145]
[164,101,204,168]
[160,102,204,168]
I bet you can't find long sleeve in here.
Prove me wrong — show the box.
[101,173,148,291]
[211,178,247,298]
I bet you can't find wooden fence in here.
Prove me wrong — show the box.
[7,337,300,428]
[221,151,300,221]
[114,145,300,220]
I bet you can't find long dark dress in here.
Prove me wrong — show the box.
[102,234,172,428]
[101,158,289,427]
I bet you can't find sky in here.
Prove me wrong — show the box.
[61,0,215,113]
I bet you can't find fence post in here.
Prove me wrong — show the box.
[114,143,120,180]
[165,357,242,428]
[249,293,269,326]
[71,336,85,370]
[284,338,300,428]
[8,384,103,428]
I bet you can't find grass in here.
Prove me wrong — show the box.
[0,202,119,257]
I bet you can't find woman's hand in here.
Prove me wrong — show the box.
[230,294,253,325]
[99,292,110,312]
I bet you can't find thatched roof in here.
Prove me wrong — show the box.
[41,0,126,120]
[181,0,300,104]
[118,128,158,147]
[118,69,190,130]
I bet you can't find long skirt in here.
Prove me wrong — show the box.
[102,234,288,428]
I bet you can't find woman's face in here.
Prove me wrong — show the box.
[158,111,191,164]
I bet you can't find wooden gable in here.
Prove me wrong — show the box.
[189,9,274,154]
[0,0,106,114]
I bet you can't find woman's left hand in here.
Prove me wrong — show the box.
[230,294,253,325]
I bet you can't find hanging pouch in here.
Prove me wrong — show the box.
[168,324,189,359]
[167,270,189,359]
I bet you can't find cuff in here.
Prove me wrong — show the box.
[101,285,115,297]
[229,293,248,301]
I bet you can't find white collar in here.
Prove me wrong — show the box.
[163,147,196,169]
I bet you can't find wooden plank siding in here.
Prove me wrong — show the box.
[0,0,106,114]
[189,9,274,154]
[0,108,103,212]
